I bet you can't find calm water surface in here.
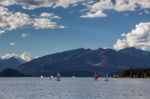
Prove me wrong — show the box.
[0,78,150,99]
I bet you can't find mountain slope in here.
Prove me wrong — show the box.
[16,48,150,76]
[0,57,22,71]
[0,68,26,77]
[0,53,32,71]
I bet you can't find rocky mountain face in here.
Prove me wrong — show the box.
[0,57,22,71]
[0,56,30,71]
[0,52,32,71]
[16,48,150,76]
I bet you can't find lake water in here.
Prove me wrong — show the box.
[0,78,150,99]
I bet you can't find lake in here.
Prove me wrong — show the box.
[0,78,150,99]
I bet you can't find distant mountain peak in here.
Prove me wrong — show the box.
[0,52,33,71]
[119,47,150,54]
[119,47,141,51]
[16,47,150,76]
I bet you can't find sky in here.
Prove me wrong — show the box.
[0,0,150,59]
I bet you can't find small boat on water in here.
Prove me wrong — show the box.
[40,75,43,79]
[56,73,61,81]
[105,73,109,81]
[50,75,54,80]
[72,75,75,79]
[94,73,99,81]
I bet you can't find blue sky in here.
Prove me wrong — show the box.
[0,0,150,58]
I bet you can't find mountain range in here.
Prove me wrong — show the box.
[15,47,150,77]
[0,57,22,71]
[0,52,32,71]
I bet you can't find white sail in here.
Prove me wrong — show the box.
[105,74,109,81]
[40,75,43,79]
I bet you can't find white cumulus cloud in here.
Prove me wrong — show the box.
[0,0,149,19]
[0,0,16,6]
[0,6,31,34]
[1,52,33,62]
[22,33,30,38]
[0,6,64,34]
[81,0,113,18]
[81,0,150,18]
[114,22,150,50]
[0,0,91,9]
[40,12,61,19]
[5,0,86,10]
[20,0,54,10]
[33,18,65,29]
[54,0,85,8]
[1,53,18,59]
[19,52,32,62]
[10,42,16,46]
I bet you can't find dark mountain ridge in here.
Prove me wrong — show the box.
[0,57,21,71]
[16,47,150,76]
[0,68,25,77]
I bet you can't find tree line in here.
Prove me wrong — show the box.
[114,69,150,78]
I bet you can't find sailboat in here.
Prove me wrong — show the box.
[50,75,54,80]
[40,75,43,79]
[56,73,61,81]
[94,73,99,81]
[105,73,109,81]
[72,75,75,79]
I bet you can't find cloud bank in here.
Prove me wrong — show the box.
[0,0,149,35]
[0,0,86,9]
[81,0,150,18]
[114,22,150,50]
[0,6,64,34]
[1,52,32,62]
